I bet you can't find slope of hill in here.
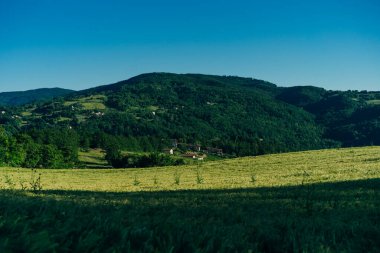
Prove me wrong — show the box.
[61,73,380,151]
[277,86,380,146]
[1,146,379,252]
[34,73,333,155]
[0,88,74,106]
[1,72,380,168]
[2,146,380,191]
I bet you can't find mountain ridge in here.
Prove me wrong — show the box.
[0,87,75,106]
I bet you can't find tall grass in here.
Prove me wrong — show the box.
[1,147,380,251]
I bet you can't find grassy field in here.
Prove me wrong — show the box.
[1,146,380,252]
[78,148,110,168]
[63,95,107,111]
[3,146,380,192]
[367,99,380,105]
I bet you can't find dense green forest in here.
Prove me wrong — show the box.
[1,73,380,168]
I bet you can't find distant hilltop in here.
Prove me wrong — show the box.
[0,88,74,106]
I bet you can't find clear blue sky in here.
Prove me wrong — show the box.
[0,0,379,92]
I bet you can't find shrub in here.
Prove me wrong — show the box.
[107,152,185,168]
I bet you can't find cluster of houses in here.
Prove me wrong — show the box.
[91,111,105,117]
[1,111,22,120]
[0,111,24,121]
[163,139,223,160]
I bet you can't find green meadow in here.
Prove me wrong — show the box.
[1,146,380,252]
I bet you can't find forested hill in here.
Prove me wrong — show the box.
[73,72,332,154]
[1,72,380,168]
[0,88,74,106]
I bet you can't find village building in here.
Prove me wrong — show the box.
[181,152,198,159]
[163,148,174,155]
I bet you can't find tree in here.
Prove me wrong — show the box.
[23,142,42,168]
[41,145,64,168]
[0,126,25,166]
[0,127,10,165]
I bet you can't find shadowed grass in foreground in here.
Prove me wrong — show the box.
[0,179,379,252]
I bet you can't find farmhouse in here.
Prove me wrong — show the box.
[92,111,105,117]
[163,148,174,155]
[182,152,197,159]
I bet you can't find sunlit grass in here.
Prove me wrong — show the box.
[367,99,380,105]
[63,95,107,110]
[1,146,380,252]
[81,102,106,110]
[2,146,380,192]
[78,148,109,168]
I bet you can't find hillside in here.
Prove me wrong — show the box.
[0,87,74,106]
[19,73,335,155]
[277,86,380,146]
[2,146,380,191]
[1,72,380,168]
[1,147,379,252]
